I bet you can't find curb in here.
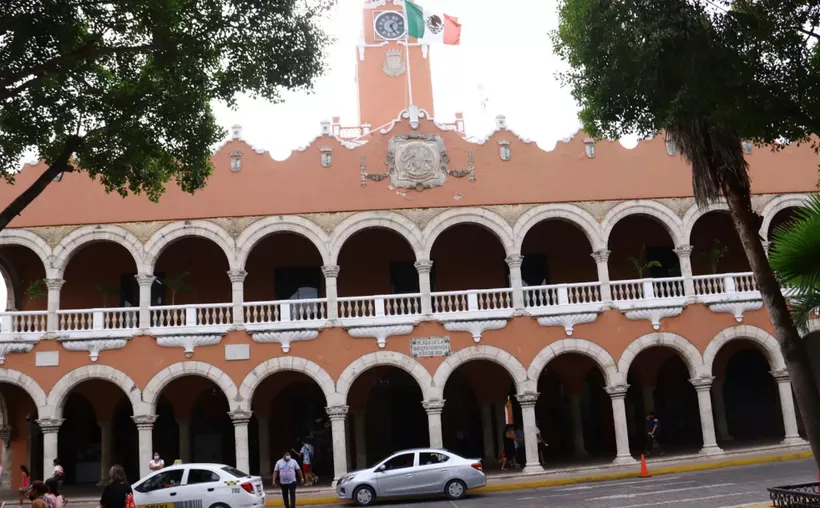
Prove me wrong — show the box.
[262,451,811,507]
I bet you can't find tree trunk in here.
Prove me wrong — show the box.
[0,136,81,232]
[722,175,820,467]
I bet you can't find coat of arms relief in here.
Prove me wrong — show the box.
[386,133,449,190]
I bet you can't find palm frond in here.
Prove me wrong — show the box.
[770,194,820,293]
[786,289,820,333]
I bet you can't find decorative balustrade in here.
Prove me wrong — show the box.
[0,311,48,334]
[243,298,327,325]
[337,294,422,319]
[524,282,602,308]
[56,308,140,332]
[432,288,513,314]
[652,277,686,299]
[151,303,233,328]
[693,272,759,297]
[611,280,646,301]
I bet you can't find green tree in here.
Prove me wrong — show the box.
[701,239,729,275]
[164,272,192,306]
[628,244,662,278]
[24,278,47,307]
[0,0,329,230]
[554,0,820,463]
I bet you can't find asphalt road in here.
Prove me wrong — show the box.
[327,458,818,508]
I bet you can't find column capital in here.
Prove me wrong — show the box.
[135,273,156,287]
[505,254,524,268]
[0,424,11,442]
[690,375,715,391]
[516,392,540,407]
[591,249,611,263]
[414,259,433,273]
[674,244,694,258]
[605,384,629,398]
[227,270,248,283]
[45,278,65,291]
[228,410,253,425]
[36,418,65,433]
[321,265,340,278]
[131,414,158,429]
[326,404,349,421]
[422,399,446,414]
[771,369,790,382]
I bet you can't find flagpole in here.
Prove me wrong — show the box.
[402,0,414,108]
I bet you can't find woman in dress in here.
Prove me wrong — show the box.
[100,465,133,508]
[18,465,30,507]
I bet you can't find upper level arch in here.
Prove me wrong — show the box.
[760,194,810,241]
[513,204,605,253]
[143,221,237,272]
[682,202,730,245]
[236,216,330,269]
[601,201,685,247]
[431,345,531,400]
[51,225,145,278]
[329,212,424,265]
[0,230,51,270]
[421,208,514,260]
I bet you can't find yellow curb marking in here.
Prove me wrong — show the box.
[264,451,811,507]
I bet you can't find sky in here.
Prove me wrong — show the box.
[212,0,592,160]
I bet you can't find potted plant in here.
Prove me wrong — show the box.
[164,272,193,305]
[93,282,118,308]
[24,279,47,307]
[701,239,729,275]
[628,244,662,278]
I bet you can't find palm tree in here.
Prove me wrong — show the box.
[164,272,193,305]
[769,195,820,331]
[25,279,47,306]
[627,244,662,278]
[701,238,729,275]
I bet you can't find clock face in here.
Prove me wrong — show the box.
[375,11,406,40]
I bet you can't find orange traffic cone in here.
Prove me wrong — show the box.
[640,454,651,478]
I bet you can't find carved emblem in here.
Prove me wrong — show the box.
[498,140,511,161]
[386,133,448,190]
[382,48,406,77]
[426,15,444,34]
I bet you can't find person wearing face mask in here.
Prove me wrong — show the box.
[148,452,165,471]
[273,450,303,508]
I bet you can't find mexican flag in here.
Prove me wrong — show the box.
[406,1,462,45]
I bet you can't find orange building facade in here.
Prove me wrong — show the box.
[0,0,815,490]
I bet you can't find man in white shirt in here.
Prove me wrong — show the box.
[273,450,304,508]
[148,452,165,471]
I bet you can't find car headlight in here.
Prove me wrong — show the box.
[339,475,356,485]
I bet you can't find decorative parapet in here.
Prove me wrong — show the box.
[156,334,223,358]
[441,319,508,343]
[251,329,319,353]
[348,324,414,348]
[59,337,128,361]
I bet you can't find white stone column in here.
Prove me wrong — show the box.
[135,273,156,329]
[690,376,723,455]
[230,411,252,473]
[352,411,367,469]
[0,426,12,489]
[132,415,157,479]
[98,421,113,485]
[642,385,655,414]
[37,418,64,479]
[674,245,695,296]
[711,379,732,442]
[423,400,445,449]
[227,270,247,325]
[178,419,192,462]
[506,255,525,309]
[517,393,543,474]
[605,385,636,465]
[480,404,495,463]
[762,241,771,259]
[326,405,349,484]
[772,369,805,445]
[568,392,588,457]
[414,260,434,315]
[256,415,271,477]
[45,278,65,333]
[591,250,612,301]
[322,265,340,320]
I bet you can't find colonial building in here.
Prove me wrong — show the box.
[0,0,815,490]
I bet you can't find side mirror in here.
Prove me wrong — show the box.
[375,465,385,473]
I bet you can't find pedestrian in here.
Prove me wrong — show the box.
[273,450,304,508]
[18,465,30,507]
[149,452,165,471]
[28,481,50,508]
[500,425,518,471]
[100,465,133,508]
[514,427,525,466]
[52,459,64,488]
[45,478,66,508]
[535,420,548,465]
[292,438,317,486]
[646,412,662,456]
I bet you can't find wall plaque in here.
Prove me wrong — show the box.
[410,336,451,358]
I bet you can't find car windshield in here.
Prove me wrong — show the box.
[222,466,248,478]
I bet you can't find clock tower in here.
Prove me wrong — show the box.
[357,0,435,129]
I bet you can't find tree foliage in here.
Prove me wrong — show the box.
[0,0,330,229]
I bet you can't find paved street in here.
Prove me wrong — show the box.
[316,459,817,508]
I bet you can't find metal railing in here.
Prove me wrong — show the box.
[769,482,820,507]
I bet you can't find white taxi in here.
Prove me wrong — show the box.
[132,463,265,508]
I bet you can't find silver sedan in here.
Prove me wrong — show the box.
[336,448,487,506]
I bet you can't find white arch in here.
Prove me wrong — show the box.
[681,202,730,245]
[47,365,146,417]
[431,345,531,400]
[513,204,606,253]
[143,221,237,272]
[236,216,330,268]
[328,212,424,265]
[0,229,51,269]
[759,194,810,241]
[527,339,620,386]
[238,357,337,409]
[141,361,241,412]
[51,225,145,276]
[422,208,515,259]
[0,368,48,415]
[617,332,704,378]
[335,351,433,403]
[601,201,686,247]
[703,325,785,375]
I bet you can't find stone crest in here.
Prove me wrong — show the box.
[386,133,448,190]
[382,48,406,77]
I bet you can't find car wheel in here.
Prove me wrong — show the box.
[445,479,467,500]
[208,503,230,508]
[353,485,376,507]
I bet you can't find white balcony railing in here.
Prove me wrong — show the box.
[0,311,48,334]
[524,282,603,308]
[151,303,233,329]
[693,272,758,297]
[337,294,422,320]
[243,298,327,325]
[432,288,514,314]
[57,308,139,332]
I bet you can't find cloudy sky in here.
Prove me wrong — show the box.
[212,0,589,159]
